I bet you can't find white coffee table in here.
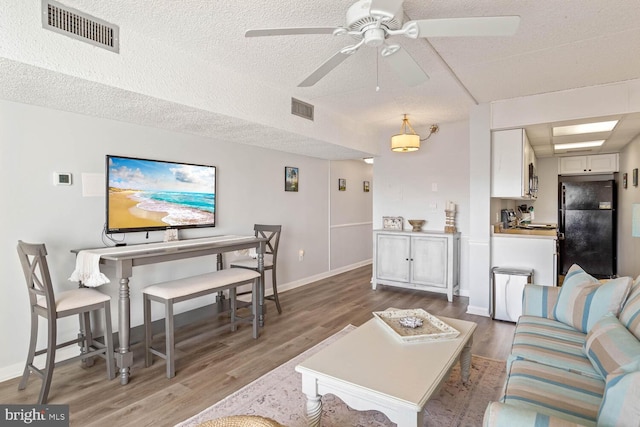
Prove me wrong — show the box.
[295,315,477,427]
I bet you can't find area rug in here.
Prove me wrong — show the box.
[177,325,506,427]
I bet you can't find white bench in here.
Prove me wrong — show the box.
[143,268,261,378]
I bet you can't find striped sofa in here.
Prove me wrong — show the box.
[484,265,640,427]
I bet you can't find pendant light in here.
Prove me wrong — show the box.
[391,114,420,152]
[391,114,439,152]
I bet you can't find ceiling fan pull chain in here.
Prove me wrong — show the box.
[376,48,380,92]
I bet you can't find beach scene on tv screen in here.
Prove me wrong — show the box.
[108,157,216,230]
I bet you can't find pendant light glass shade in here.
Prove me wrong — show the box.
[391,114,420,152]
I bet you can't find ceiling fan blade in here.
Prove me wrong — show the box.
[409,16,520,37]
[381,46,428,87]
[298,50,352,87]
[369,0,404,19]
[245,27,339,37]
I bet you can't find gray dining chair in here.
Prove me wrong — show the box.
[16,240,115,404]
[230,224,283,313]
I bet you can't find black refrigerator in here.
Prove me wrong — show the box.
[558,179,616,278]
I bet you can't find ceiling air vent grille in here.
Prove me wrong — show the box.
[42,0,119,53]
[291,98,314,121]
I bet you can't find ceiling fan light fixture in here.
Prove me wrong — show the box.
[391,114,420,152]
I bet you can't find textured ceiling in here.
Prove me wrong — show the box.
[2,0,640,159]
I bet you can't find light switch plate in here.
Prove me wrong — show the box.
[53,172,72,185]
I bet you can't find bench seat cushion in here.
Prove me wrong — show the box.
[503,360,604,427]
[508,316,598,378]
[144,269,260,300]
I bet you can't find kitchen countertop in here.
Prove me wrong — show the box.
[492,224,557,238]
[492,224,558,239]
[495,228,557,237]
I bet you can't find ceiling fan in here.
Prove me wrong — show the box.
[245,0,520,88]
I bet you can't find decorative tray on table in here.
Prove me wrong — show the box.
[372,308,460,343]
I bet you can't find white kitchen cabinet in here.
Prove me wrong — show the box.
[558,154,619,175]
[491,128,537,199]
[373,230,460,302]
[491,235,557,287]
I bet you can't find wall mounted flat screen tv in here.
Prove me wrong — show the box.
[106,155,216,233]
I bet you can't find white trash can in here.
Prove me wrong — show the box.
[492,267,533,322]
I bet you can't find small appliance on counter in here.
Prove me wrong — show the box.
[500,209,516,229]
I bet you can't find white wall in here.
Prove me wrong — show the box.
[0,99,370,380]
[618,136,640,278]
[372,119,471,295]
[330,160,373,271]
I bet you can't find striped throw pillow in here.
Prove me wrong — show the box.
[619,275,640,340]
[553,265,631,332]
[598,370,640,427]
[584,313,640,378]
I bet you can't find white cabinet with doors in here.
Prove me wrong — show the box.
[372,230,460,302]
[492,128,537,199]
[558,154,619,175]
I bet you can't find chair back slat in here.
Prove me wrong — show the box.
[254,224,281,261]
[17,241,56,316]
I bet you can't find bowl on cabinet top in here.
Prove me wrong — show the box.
[408,219,426,232]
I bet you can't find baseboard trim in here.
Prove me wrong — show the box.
[466,305,491,317]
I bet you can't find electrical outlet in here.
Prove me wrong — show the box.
[298,249,304,261]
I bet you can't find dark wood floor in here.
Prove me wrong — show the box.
[0,265,515,426]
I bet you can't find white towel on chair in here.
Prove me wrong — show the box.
[69,251,110,287]
[233,247,258,258]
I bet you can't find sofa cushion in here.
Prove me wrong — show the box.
[618,275,640,341]
[585,313,640,378]
[553,265,631,333]
[509,316,599,378]
[598,370,640,427]
[503,359,604,427]
[483,401,587,427]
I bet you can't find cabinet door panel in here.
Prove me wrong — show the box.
[376,234,410,282]
[411,237,447,287]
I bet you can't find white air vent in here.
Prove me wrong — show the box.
[291,98,314,121]
[42,0,119,53]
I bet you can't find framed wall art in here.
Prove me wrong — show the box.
[623,173,628,189]
[285,166,299,192]
[363,181,370,192]
[383,216,403,230]
[634,168,638,187]
[338,178,346,191]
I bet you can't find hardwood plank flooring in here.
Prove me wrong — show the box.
[0,265,515,426]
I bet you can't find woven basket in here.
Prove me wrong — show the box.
[197,415,285,427]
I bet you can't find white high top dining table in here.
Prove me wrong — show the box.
[295,315,477,427]
[72,235,266,385]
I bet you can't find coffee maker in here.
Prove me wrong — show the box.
[500,209,516,229]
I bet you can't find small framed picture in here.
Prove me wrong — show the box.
[363,181,370,192]
[383,216,404,230]
[285,166,298,192]
[338,178,346,191]
[634,168,638,187]
[623,173,628,189]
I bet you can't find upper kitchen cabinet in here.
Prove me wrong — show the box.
[492,129,537,200]
[558,154,619,175]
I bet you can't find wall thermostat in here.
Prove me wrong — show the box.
[53,172,72,186]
